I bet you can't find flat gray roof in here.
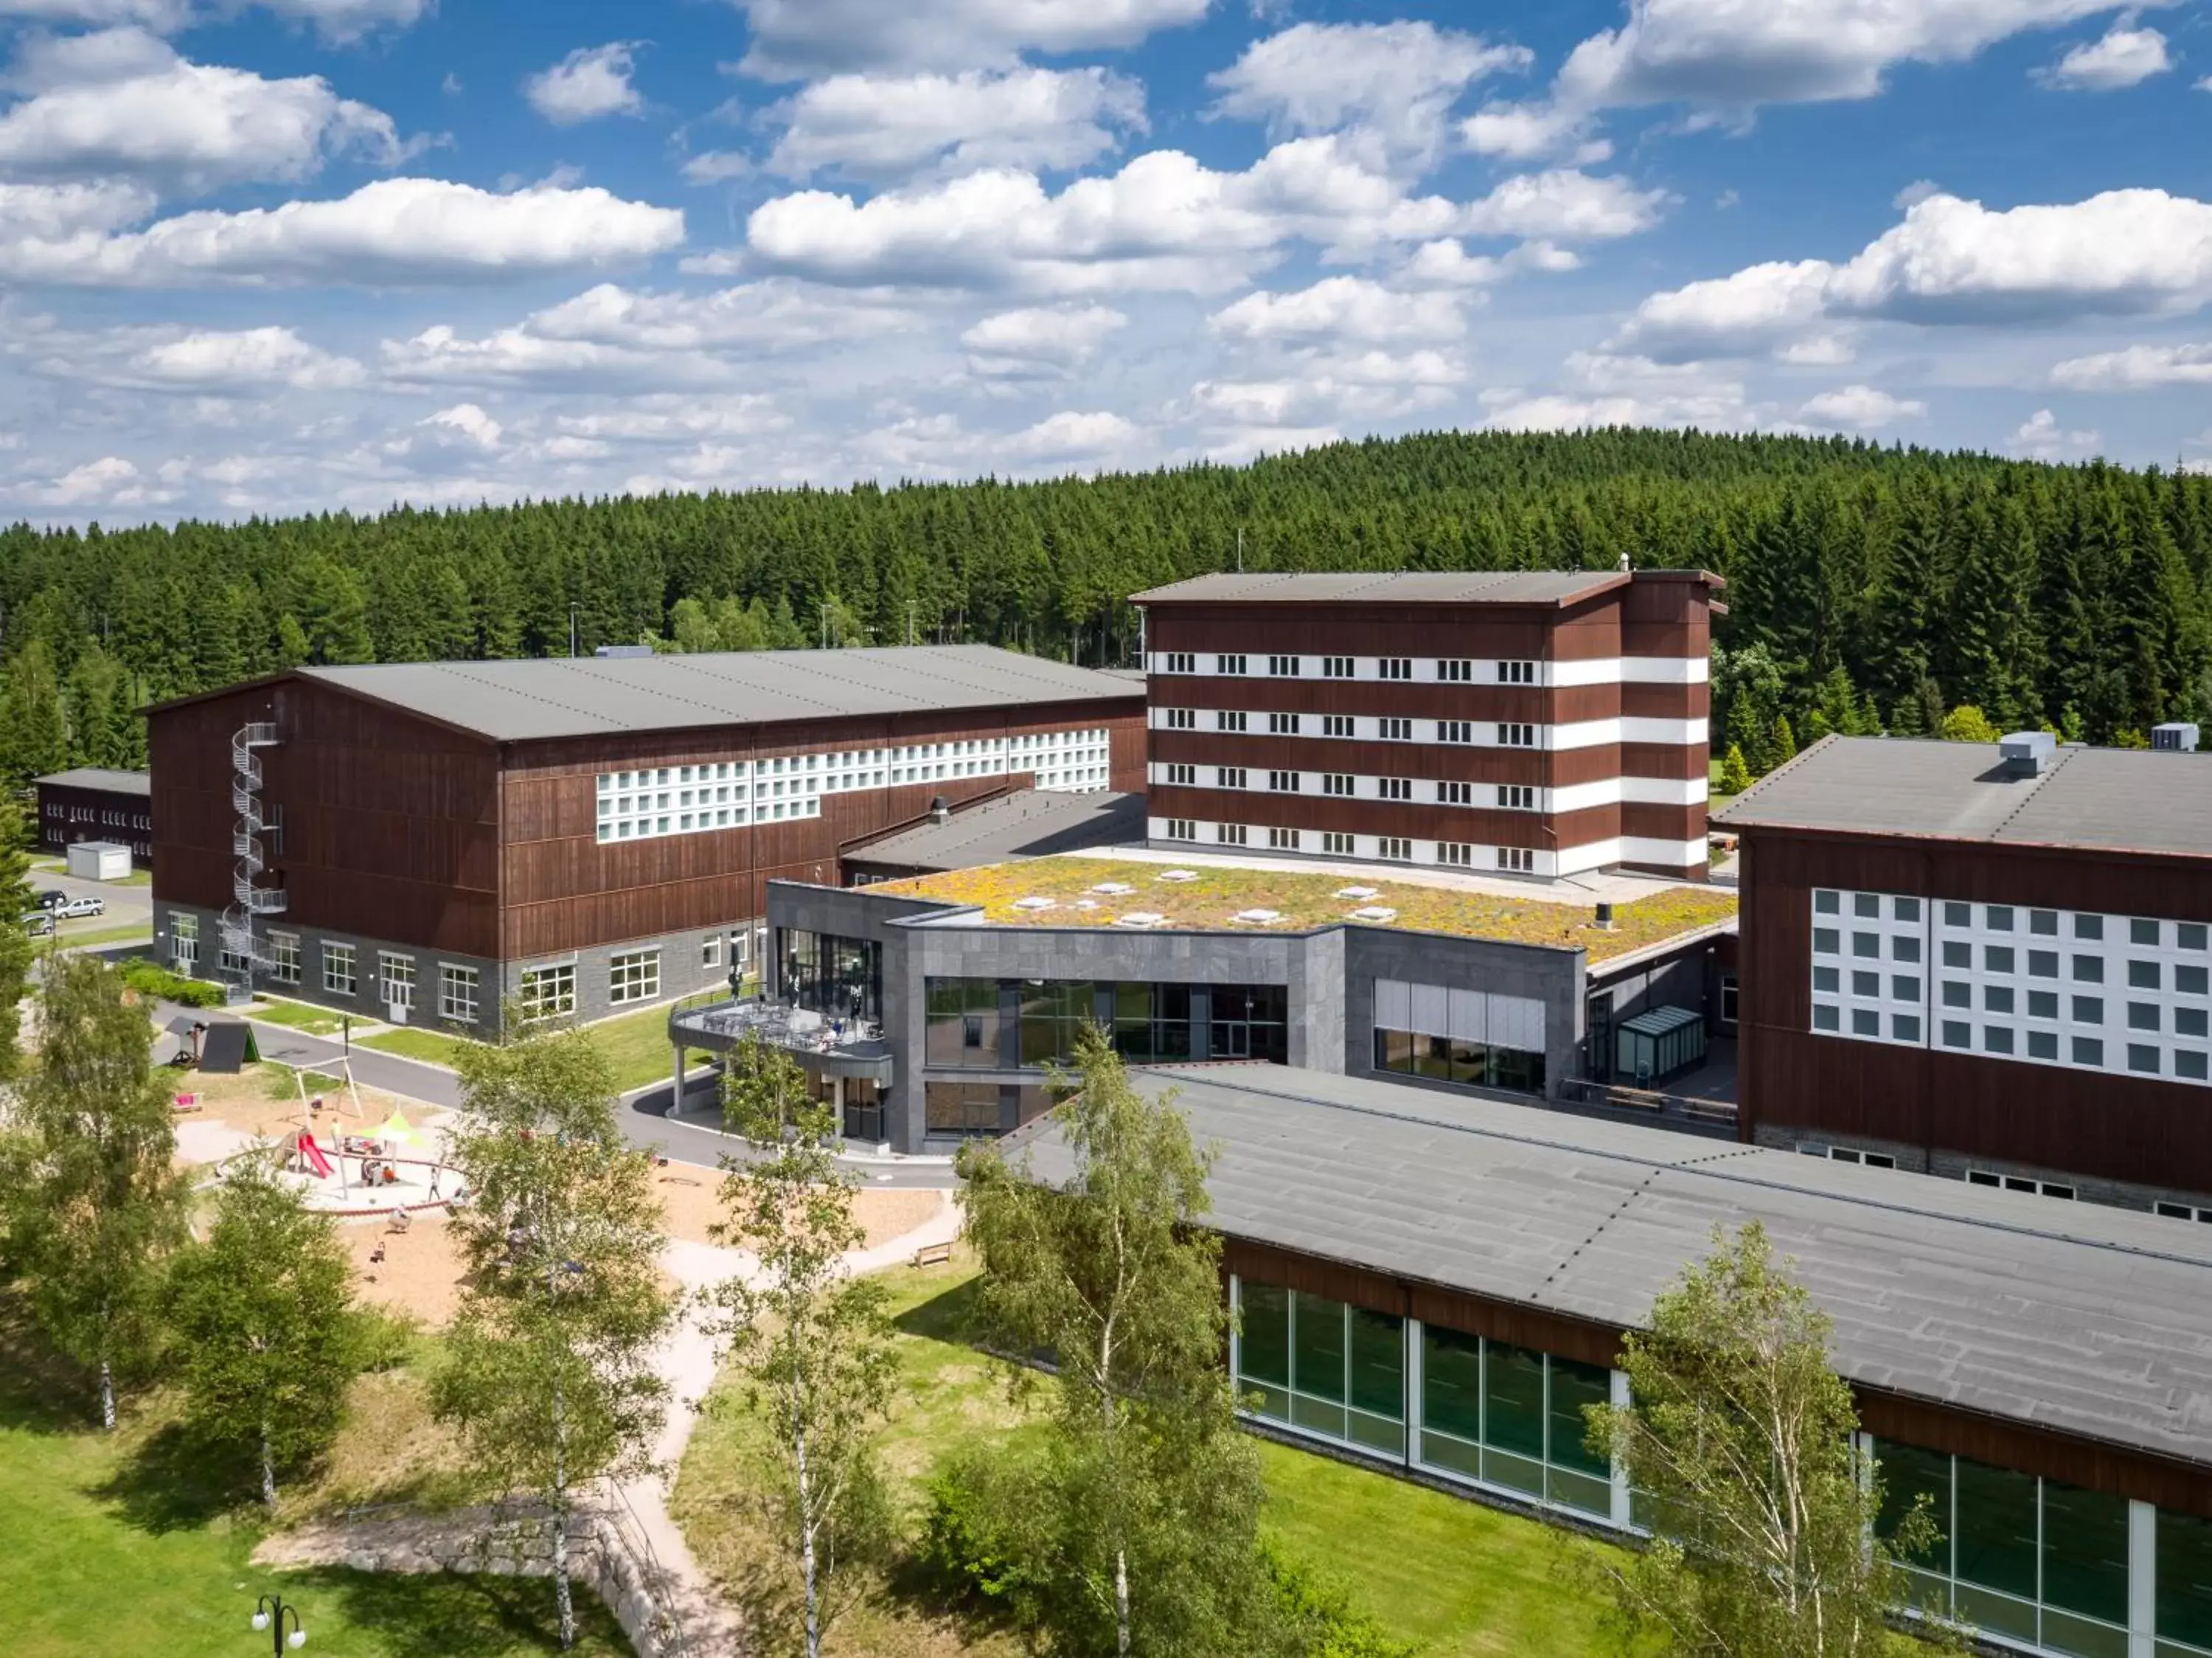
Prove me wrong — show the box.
[37,768,150,795]
[846,789,1145,872]
[1019,1066,2212,1468]
[292,645,1141,743]
[1714,735,2212,859]
[1130,571,1638,607]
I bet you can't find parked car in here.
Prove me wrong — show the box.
[20,911,54,937]
[55,895,104,918]
[34,888,66,912]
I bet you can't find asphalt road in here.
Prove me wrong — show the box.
[25,860,153,942]
[173,1006,958,1190]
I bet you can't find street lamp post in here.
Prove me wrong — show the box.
[251,1593,307,1654]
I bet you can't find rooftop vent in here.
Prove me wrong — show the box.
[1334,884,1380,900]
[929,794,950,825]
[2153,723,2201,753]
[1347,905,1398,923]
[593,643,655,659]
[1231,908,1283,926]
[1594,901,1615,931]
[1999,730,2056,778]
[1114,911,1166,929]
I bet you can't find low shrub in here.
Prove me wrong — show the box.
[1263,1539,1420,1658]
[914,1443,1054,1626]
[119,957,226,1008]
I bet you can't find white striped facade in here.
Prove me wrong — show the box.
[1144,818,1705,880]
[1146,763,1706,810]
[1147,652,1706,686]
[1145,706,1707,751]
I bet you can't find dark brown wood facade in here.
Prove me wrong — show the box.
[37,777,153,864]
[1223,1232,2212,1519]
[1736,825,2212,1195]
[152,674,1147,964]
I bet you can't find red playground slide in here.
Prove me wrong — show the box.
[296,1131,334,1179]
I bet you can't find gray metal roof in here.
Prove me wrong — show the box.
[844,789,1146,873]
[1714,735,2212,859]
[297,645,1142,743]
[36,767,150,795]
[1020,1066,2212,1468]
[1130,571,1638,606]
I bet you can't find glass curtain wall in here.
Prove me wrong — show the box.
[1416,1325,1612,1517]
[2160,1510,2212,1658]
[779,929,882,1022]
[1373,1027,1548,1095]
[920,979,1276,1069]
[925,979,1001,1068]
[1234,1283,1405,1457]
[1212,983,1290,1063]
[1874,1439,2132,1658]
[1020,980,1099,1067]
[1110,982,1193,1063]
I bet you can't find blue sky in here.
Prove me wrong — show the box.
[1,0,2209,524]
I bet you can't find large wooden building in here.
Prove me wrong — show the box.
[35,767,153,865]
[147,647,1146,1032]
[1717,732,2212,1216]
[1130,569,1720,881]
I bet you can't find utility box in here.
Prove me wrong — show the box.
[65,840,132,881]
[2153,723,2200,752]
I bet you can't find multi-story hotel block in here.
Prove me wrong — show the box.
[1130,569,1720,881]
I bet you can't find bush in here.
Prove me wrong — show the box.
[1262,1540,1419,1658]
[915,1444,1054,1626]
[119,957,226,1008]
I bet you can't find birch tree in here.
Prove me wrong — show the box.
[0,952,189,1426]
[956,1027,1278,1658]
[0,797,35,1084]
[165,1151,368,1510]
[432,1019,674,1650]
[1582,1221,1957,1658]
[706,1034,897,1658]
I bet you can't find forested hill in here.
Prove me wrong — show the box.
[1,427,2209,783]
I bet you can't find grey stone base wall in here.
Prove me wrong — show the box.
[1750,1122,2212,1215]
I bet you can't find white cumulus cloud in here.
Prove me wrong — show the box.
[130,325,365,389]
[961,303,1128,375]
[2011,407,2101,457]
[0,177,685,287]
[0,0,431,40]
[765,66,1145,182]
[421,402,504,448]
[1798,384,1927,429]
[2051,341,2212,388]
[2034,24,2171,89]
[524,43,646,126]
[1210,277,1465,345]
[0,30,402,193]
[1459,170,1672,240]
[1206,21,1531,164]
[729,0,1208,79]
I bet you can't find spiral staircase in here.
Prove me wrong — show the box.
[219,721,283,993]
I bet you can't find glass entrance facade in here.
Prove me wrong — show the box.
[779,929,881,1023]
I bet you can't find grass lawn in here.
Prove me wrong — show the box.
[360,1024,473,1068]
[673,1259,1622,1658]
[29,858,152,887]
[358,1003,706,1094]
[878,855,1736,962]
[0,1296,629,1658]
[1708,756,1741,815]
[248,998,350,1036]
[58,922,154,950]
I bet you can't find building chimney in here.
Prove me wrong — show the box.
[2000,731,2056,777]
[1595,901,1615,930]
[929,794,950,825]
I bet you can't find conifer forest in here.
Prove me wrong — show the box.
[2,427,2208,785]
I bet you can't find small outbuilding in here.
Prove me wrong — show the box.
[65,840,133,882]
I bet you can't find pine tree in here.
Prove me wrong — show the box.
[0,639,72,786]
[1718,745,1753,795]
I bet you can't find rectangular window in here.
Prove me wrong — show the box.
[1216,710,1248,733]
[1379,777,1413,802]
[2074,955,2105,983]
[378,951,414,1011]
[2182,923,2209,952]
[1164,707,1195,730]
[2130,959,2162,990]
[1322,773,1354,797]
[2129,1044,2160,1075]
[1268,654,1300,677]
[1942,982,1971,1008]
[1380,717,1413,741]
[1379,657,1413,681]
[2180,964,2209,996]
[2132,917,2161,946]
[1321,713,1353,738]
[1163,651,1194,674]
[1166,818,1197,841]
[1439,719,1475,744]
[2129,1002,2161,1032]
[323,941,355,997]
[2028,989,2058,1019]
[1942,1021,1972,1050]
[1986,906,2014,932]
[2073,995,2104,1024]
[1438,842,1475,868]
[1984,946,2015,974]
[1894,896,1921,923]
[1945,901,1971,928]
[1439,659,1472,682]
[610,949,660,1006]
[1499,785,1535,810]
[1497,723,1536,748]
[2073,1036,2104,1066]
[1441,780,1474,806]
[1813,929,1840,956]
[1267,826,1301,851]
[1321,831,1353,855]
[1942,940,1970,968]
[1321,656,1353,679]
[1813,1004,1840,1031]
[1815,890,1840,914]
[1893,935,1921,963]
[1893,974,1921,1002]
[1893,1014,1922,1043]
[1854,932,1881,960]
[1984,1026,2014,1055]
[1267,770,1300,793]
[268,932,300,986]
[1498,847,1534,874]
[1267,711,1301,735]
[171,912,199,971]
[2028,1030,2059,1059]
[1497,660,1537,685]
[1855,892,1880,918]
[1219,823,1248,847]
[1852,1008,1879,1036]
[520,961,576,1021]
[1853,970,1879,997]
[701,933,722,970]
[2028,949,2058,978]
[439,964,479,1024]
[2180,1007,2209,1038]
[1215,766,1247,789]
[1985,985,2014,1014]
[2076,913,2105,941]
[1380,837,1413,862]
[1814,966,1839,992]
[1164,762,1194,786]
[1215,653,1247,675]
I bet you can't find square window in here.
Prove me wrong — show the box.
[2129,1044,2161,1075]
[2130,960,2162,990]
[1892,975,1921,1002]
[2073,956,2105,983]
[2073,1036,2104,1066]
[2180,1007,2208,1038]
[2030,909,2059,936]
[1984,1027,2014,1055]
[1813,965,1840,993]
[1851,1008,1879,1036]
[1942,941,1971,968]
[1986,906,2014,932]
[1985,985,2014,1014]
[1984,946,2015,974]
[2179,1050,2210,1081]
[2129,1002,2162,1031]
[2180,964,2208,996]
[1941,982,1971,1008]
[1853,970,1879,997]
[2028,1030,2059,1060]
[2132,918,2161,946]
[2076,914,2104,941]
[2028,990,2059,1019]
[1892,1014,1922,1043]
[2073,996,2104,1024]
[1893,896,1921,923]
[1944,902,1971,927]
[1814,929,1840,956]
[1854,892,1879,918]
[1892,936,1921,964]
[1815,890,1840,915]
[2180,922,2208,951]
[1941,1021,1972,1050]
[1813,1004,1840,1032]
[2028,949,2059,979]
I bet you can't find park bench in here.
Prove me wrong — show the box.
[912,1240,954,1269]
